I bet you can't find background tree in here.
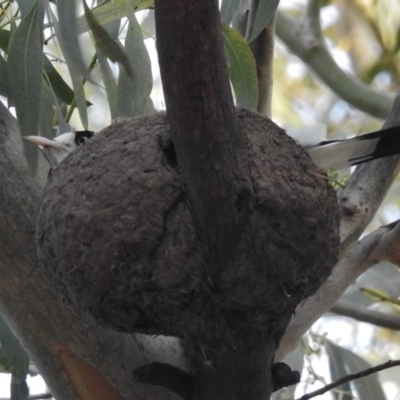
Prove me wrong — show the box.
[1,0,400,399]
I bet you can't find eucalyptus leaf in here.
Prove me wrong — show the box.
[8,0,43,172]
[220,0,241,24]
[0,54,10,97]
[16,0,44,31]
[222,24,258,109]
[326,342,352,400]
[339,346,386,400]
[117,13,154,117]
[97,0,121,39]
[40,77,55,137]
[325,341,386,400]
[0,28,10,51]
[43,56,75,105]
[77,0,153,34]
[97,50,118,119]
[83,0,132,77]
[16,0,35,17]
[0,346,9,372]
[47,5,88,128]
[141,10,155,39]
[69,71,89,129]
[248,0,279,42]
[57,0,90,80]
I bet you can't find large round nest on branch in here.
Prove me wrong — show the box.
[36,110,339,352]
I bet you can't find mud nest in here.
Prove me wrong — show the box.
[36,110,339,353]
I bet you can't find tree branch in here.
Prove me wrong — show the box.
[330,299,400,330]
[275,221,400,361]
[154,0,252,273]
[275,10,393,119]
[296,359,400,400]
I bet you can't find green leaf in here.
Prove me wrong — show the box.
[97,0,121,39]
[77,0,153,34]
[0,54,10,97]
[8,0,43,172]
[326,342,352,400]
[16,0,45,32]
[220,0,241,24]
[40,77,55,138]
[325,341,386,400]
[222,24,258,109]
[47,4,88,128]
[117,13,154,117]
[0,345,8,372]
[0,29,10,51]
[140,10,155,39]
[248,0,279,42]
[97,50,118,119]
[57,0,90,80]
[0,316,29,381]
[83,0,132,77]
[43,56,75,105]
[16,0,35,17]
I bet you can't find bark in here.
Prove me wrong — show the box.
[155,0,252,275]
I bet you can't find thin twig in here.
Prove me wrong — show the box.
[296,359,400,400]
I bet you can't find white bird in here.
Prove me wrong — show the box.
[286,123,400,170]
[25,125,400,171]
[25,131,95,169]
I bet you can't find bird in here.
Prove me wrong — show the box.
[25,125,400,171]
[25,130,95,169]
[285,123,400,170]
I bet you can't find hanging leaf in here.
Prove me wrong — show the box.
[97,50,118,119]
[248,0,279,42]
[0,29,10,51]
[222,24,258,109]
[117,13,154,117]
[16,0,45,33]
[47,4,88,128]
[99,0,121,40]
[326,342,353,400]
[40,77,56,138]
[0,54,10,97]
[325,341,386,400]
[140,10,155,39]
[220,0,241,24]
[83,0,132,77]
[77,0,153,34]
[8,0,43,172]
[43,56,75,105]
[57,0,90,80]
